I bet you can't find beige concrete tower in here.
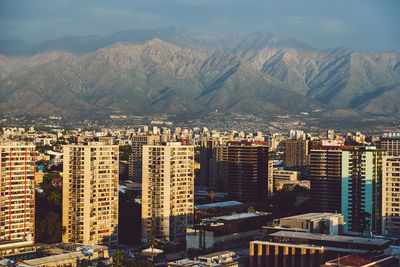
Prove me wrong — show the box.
[142,143,194,242]
[62,142,119,248]
[382,156,400,237]
[0,143,35,257]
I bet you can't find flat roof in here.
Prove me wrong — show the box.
[262,226,308,232]
[212,212,267,221]
[24,251,84,265]
[195,201,243,210]
[251,241,368,254]
[168,259,219,267]
[324,255,395,266]
[270,231,390,246]
[0,240,35,249]
[198,250,233,259]
[280,212,342,221]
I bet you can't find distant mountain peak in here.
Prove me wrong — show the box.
[0,27,399,118]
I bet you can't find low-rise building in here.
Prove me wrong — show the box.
[323,254,398,267]
[187,212,272,250]
[23,245,109,267]
[168,251,241,267]
[273,169,298,190]
[249,231,393,267]
[278,213,344,235]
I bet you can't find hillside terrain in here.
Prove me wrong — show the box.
[0,27,399,118]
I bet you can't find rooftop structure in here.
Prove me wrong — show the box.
[168,251,239,267]
[323,254,398,266]
[187,212,272,250]
[195,201,243,211]
[269,231,391,251]
[23,245,108,267]
[276,212,344,235]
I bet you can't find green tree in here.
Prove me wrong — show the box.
[119,145,132,161]
[247,206,256,213]
[112,250,124,267]
[35,173,62,243]
[209,190,216,204]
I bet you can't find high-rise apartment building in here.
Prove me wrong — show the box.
[341,147,386,233]
[268,160,274,197]
[382,156,400,237]
[225,141,269,203]
[214,145,229,192]
[129,135,160,182]
[142,143,194,242]
[309,145,351,213]
[0,143,36,257]
[199,136,230,189]
[62,142,119,248]
[380,137,400,156]
[284,139,309,174]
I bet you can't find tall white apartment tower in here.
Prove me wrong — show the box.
[0,143,36,257]
[382,156,400,237]
[142,143,194,242]
[62,142,119,248]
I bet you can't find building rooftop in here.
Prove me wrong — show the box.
[24,251,84,266]
[211,212,267,221]
[280,212,342,221]
[251,241,368,254]
[169,251,237,267]
[197,250,233,259]
[195,201,243,211]
[168,259,220,267]
[0,240,34,249]
[23,244,108,265]
[324,254,396,266]
[270,231,390,246]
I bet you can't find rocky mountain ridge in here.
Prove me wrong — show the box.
[0,27,399,118]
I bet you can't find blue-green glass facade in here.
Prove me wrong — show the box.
[341,147,385,233]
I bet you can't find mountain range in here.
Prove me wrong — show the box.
[0,27,399,118]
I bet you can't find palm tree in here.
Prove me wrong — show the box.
[209,190,216,204]
[147,236,159,262]
[247,206,256,213]
[112,250,124,267]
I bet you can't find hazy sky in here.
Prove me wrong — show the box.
[0,0,399,51]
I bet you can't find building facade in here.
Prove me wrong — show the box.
[129,135,160,183]
[0,143,36,257]
[382,156,400,237]
[62,142,119,248]
[309,145,350,213]
[142,143,194,242]
[341,147,386,233]
[284,139,309,171]
[226,142,269,204]
[187,212,272,250]
[380,137,400,156]
[199,136,230,189]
